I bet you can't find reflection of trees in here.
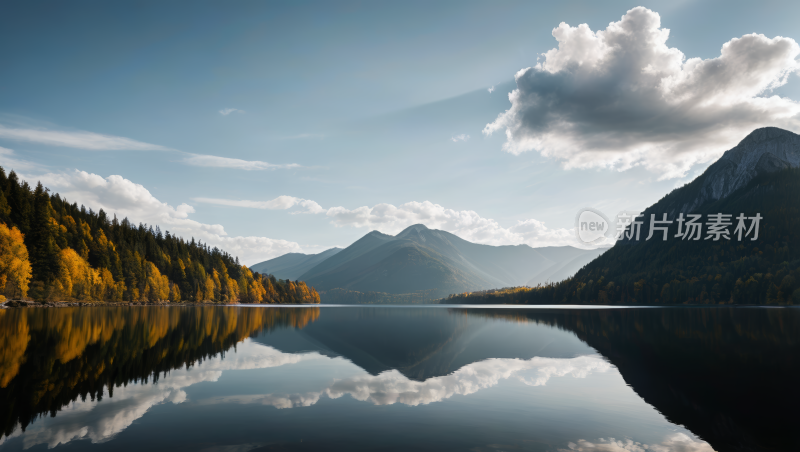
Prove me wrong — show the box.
[455,308,800,452]
[0,306,319,438]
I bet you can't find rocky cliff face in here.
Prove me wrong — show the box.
[673,127,800,215]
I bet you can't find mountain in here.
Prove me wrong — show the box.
[447,127,800,305]
[296,224,607,300]
[654,127,800,217]
[250,247,342,280]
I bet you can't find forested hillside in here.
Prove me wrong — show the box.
[0,167,319,304]
[446,168,800,306]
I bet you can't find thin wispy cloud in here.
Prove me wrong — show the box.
[0,146,45,171]
[0,121,303,171]
[182,154,301,171]
[488,86,495,93]
[279,133,325,140]
[0,124,172,151]
[218,108,245,116]
[193,196,324,214]
[451,134,470,142]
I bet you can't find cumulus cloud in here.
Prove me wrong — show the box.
[0,124,172,151]
[559,433,714,452]
[484,7,800,179]
[451,134,470,142]
[219,108,245,116]
[193,196,325,214]
[28,170,304,264]
[326,200,581,247]
[181,154,301,170]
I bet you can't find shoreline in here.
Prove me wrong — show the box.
[0,300,320,308]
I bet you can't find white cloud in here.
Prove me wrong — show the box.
[326,200,582,247]
[27,170,304,265]
[484,7,800,179]
[219,108,245,116]
[451,134,470,142]
[197,195,592,248]
[0,124,172,151]
[559,433,714,452]
[182,154,301,170]
[193,196,325,214]
[488,86,495,93]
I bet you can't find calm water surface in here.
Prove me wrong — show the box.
[0,306,797,452]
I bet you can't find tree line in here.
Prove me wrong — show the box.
[0,167,319,304]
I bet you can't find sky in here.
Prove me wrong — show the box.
[1,0,799,265]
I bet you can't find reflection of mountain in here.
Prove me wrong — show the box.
[460,308,800,452]
[252,307,594,381]
[290,224,606,299]
[0,306,320,439]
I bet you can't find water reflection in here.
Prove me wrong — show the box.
[458,307,800,452]
[204,354,610,408]
[0,306,796,452]
[0,306,319,438]
[1,343,325,449]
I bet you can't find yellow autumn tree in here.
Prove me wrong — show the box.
[51,248,123,302]
[0,223,32,300]
[238,266,266,303]
[169,283,181,302]
[203,274,215,301]
[142,261,169,301]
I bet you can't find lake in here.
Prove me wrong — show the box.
[0,305,797,452]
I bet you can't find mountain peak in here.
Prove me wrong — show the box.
[662,127,800,215]
[738,126,799,146]
[396,224,429,237]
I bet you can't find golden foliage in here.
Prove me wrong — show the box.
[0,223,32,298]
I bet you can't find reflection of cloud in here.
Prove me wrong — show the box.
[208,355,610,410]
[559,433,714,452]
[326,355,610,406]
[206,392,323,409]
[7,343,323,449]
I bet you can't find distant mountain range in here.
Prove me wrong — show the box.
[251,225,607,300]
[449,127,800,305]
[250,247,342,280]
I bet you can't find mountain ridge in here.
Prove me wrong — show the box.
[287,224,608,300]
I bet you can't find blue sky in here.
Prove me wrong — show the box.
[2,0,799,264]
